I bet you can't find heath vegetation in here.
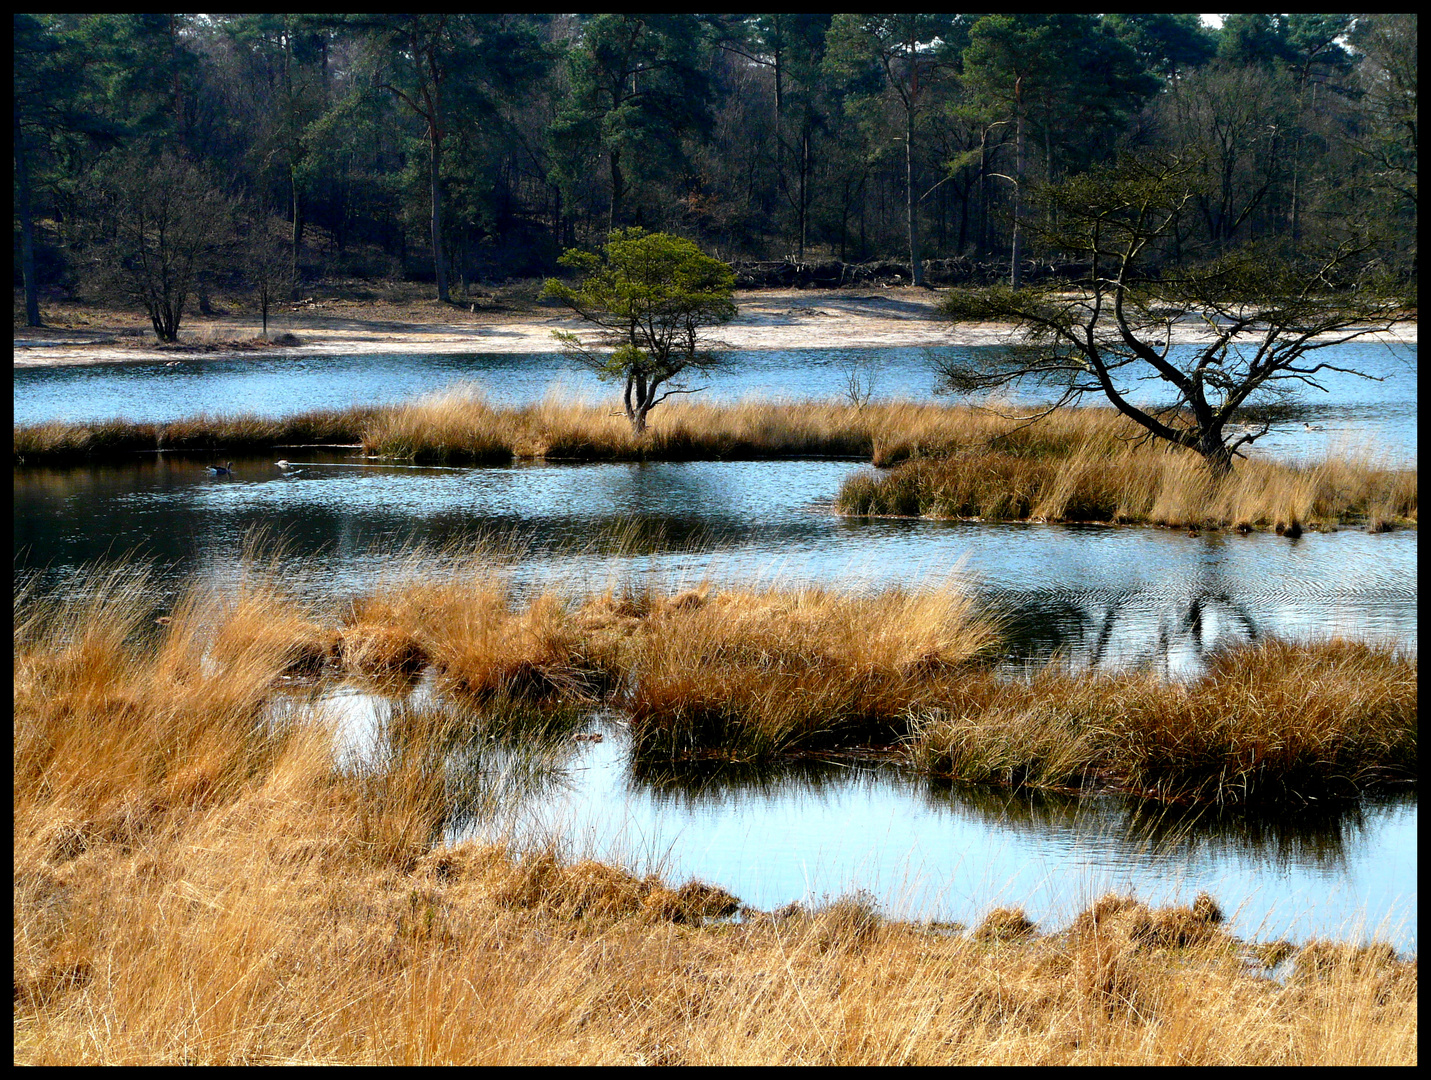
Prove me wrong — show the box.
[14,558,1417,1065]
[15,392,1416,535]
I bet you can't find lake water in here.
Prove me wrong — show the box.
[320,686,1418,953]
[13,343,1419,463]
[13,344,1418,951]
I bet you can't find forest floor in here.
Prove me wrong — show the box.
[16,283,1416,367]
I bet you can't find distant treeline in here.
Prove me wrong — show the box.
[14,14,1418,305]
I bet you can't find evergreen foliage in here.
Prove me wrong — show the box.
[11,13,1417,319]
[541,228,737,434]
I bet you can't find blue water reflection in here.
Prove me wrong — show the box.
[14,343,1418,950]
[14,455,1418,674]
[14,343,1418,461]
[493,731,1417,953]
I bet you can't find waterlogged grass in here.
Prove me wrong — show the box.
[13,387,973,466]
[617,581,998,759]
[911,638,1418,804]
[16,549,1417,806]
[13,404,381,462]
[838,415,1417,532]
[13,562,1417,1064]
[355,387,1014,464]
[17,389,1415,532]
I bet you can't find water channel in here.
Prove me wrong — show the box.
[13,344,1418,951]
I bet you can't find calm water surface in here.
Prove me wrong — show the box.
[15,454,1417,673]
[13,343,1419,462]
[14,345,1418,950]
[320,687,1417,953]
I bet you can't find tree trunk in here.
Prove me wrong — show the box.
[152,296,183,343]
[797,129,809,263]
[978,131,989,259]
[609,147,625,232]
[906,103,923,286]
[429,130,449,303]
[290,171,303,301]
[624,370,652,435]
[13,100,41,327]
[1010,91,1025,291]
[1197,426,1234,477]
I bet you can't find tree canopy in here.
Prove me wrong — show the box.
[11,13,1417,321]
[541,228,736,434]
[935,157,1411,474]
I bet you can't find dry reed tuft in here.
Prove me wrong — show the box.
[342,559,609,707]
[913,637,1417,804]
[624,580,1000,759]
[14,406,379,463]
[839,410,1417,532]
[975,906,1039,942]
[13,571,1416,1064]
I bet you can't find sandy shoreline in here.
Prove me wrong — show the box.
[13,288,1418,367]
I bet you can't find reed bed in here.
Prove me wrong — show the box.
[14,570,1416,1062]
[912,637,1418,804]
[838,424,1417,532]
[19,389,1412,533]
[357,384,998,464]
[11,385,1138,466]
[13,405,380,463]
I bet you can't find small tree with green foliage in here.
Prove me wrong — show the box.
[541,228,737,435]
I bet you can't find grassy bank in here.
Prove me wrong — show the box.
[16,390,1414,532]
[14,566,1416,1064]
[13,405,381,463]
[13,389,973,466]
[837,410,1416,532]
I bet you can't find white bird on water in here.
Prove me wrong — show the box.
[275,460,291,469]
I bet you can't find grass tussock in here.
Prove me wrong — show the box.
[14,569,1416,1063]
[913,637,1417,804]
[618,580,1000,759]
[358,384,994,464]
[14,405,379,463]
[343,564,612,707]
[838,410,1416,532]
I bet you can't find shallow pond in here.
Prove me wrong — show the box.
[320,687,1418,953]
[14,453,1418,676]
[13,344,1418,950]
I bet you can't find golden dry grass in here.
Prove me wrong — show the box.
[13,564,1417,1064]
[13,405,379,463]
[357,384,984,464]
[618,579,999,758]
[838,414,1417,532]
[913,637,1417,803]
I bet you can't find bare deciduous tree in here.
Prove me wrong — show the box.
[82,152,235,343]
[243,209,294,340]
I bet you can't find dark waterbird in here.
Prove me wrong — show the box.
[207,461,233,476]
